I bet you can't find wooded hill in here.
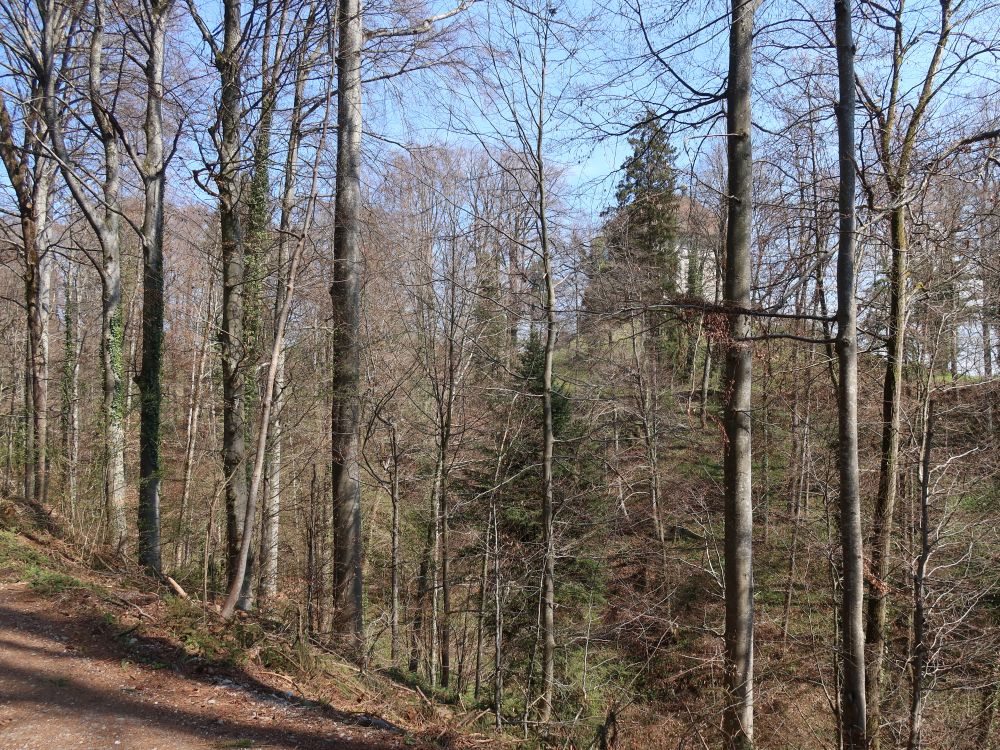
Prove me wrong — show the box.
[1,0,999,747]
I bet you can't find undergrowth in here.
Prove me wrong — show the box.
[0,527,512,749]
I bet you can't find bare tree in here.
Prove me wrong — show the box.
[188,0,252,606]
[463,0,565,720]
[131,0,177,573]
[220,30,332,621]
[329,0,366,645]
[0,0,71,524]
[328,0,473,648]
[854,5,1000,742]
[721,0,755,745]
[45,0,130,551]
[834,0,866,743]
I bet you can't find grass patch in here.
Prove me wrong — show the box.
[163,595,260,666]
[0,529,50,578]
[0,531,100,597]
[25,565,88,594]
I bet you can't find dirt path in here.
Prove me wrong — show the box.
[0,582,411,750]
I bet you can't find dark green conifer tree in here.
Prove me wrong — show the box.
[609,113,680,304]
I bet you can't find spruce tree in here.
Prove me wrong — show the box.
[610,112,680,302]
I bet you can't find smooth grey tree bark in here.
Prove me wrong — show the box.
[834,0,867,743]
[721,0,755,745]
[246,0,281,603]
[327,0,472,654]
[330,0,365,647]
[218,0,251,608]
[61,255,81,520]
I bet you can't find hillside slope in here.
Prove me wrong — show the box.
[0,530,495,750]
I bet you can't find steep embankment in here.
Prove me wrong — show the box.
[0,530,492,750]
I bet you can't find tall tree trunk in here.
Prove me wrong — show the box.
[22,337,33,507]
[220,214,309,619]
[220,56,328,622]
[430,458,442,686]
[260,384,282,598]
[306,465,319,631]
[439,465,452,687]
[101,271,127,551]
[474,503,490,699]
[410,522,433,673]
[701,202,724,424]
[862,0,954,734]
[24,217,48,511]
[45,0,127,551]
[0,92,57,521]
[834,0,867,742]
[493,500,503,730]
[205,0,252,608]
[722,0,755,745]
[824,486,845,750]
[92,2,127,554]
[34,172,53,510]
[136,0,172,573]
[330,0,365,647]
[437,337,458,687]
[865,200,907,748]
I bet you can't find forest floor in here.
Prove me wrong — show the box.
[0,529,491,750]
[0,580,425,750]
